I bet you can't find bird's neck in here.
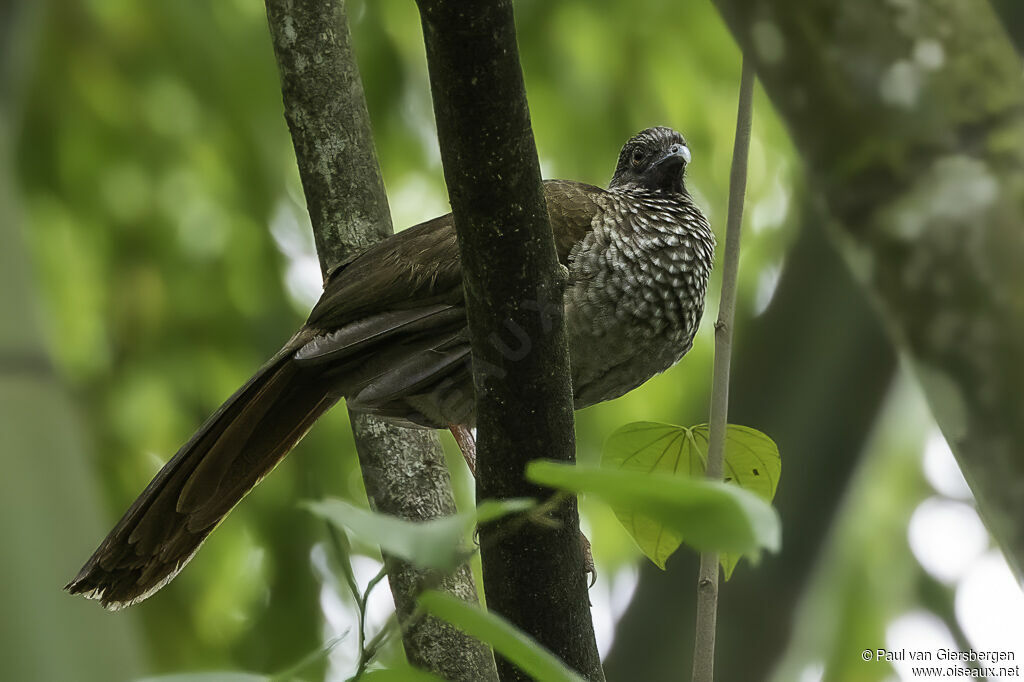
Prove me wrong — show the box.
[609,186,709,239]
[612,184,689,202]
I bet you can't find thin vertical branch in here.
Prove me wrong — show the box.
[263,1,496,679]
[691,55,755,682]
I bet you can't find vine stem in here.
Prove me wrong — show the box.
[691,55,755,682]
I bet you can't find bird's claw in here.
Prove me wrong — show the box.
[581,532,597,588]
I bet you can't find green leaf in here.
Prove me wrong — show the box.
[303,498,534,573]
[138,671,270,675]
[418,591,587,682]
[271,636,343,682]
[601,421,781,577]
[356,666,446,682]
[475,498,536,524]
[526,461,779,559]
[142,637,345,682]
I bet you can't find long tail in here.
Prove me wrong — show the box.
[65,335,338,609]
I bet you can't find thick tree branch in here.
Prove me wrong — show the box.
[715,0,1024,579]
[263,2,496,679]
[414,1,603,680]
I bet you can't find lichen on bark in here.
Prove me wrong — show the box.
[264,1,497,678]
[715,0,1024,576]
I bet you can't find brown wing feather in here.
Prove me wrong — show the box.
[65,334,337,609]
[543,180,607,263]
[306,180,607,329]
[307,215,462,328]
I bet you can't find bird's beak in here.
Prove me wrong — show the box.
[656,144,691,167]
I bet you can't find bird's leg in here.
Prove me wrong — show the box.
[447,422,596,586]
[580,531,597,587]
[447,423,476,476]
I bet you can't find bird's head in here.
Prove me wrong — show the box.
[610,126,691,194]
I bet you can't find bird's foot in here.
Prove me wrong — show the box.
[449,422,595,587]
[581,532,597,587]
[448,423,476,476]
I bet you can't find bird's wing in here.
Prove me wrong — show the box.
[543,179,607,263]
[305,179,607,330]
[306,214,463,329]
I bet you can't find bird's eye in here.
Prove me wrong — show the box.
[631,149,645,167]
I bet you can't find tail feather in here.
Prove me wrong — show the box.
[65,341,336,610]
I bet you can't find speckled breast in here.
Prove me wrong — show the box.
[564,188,715,408]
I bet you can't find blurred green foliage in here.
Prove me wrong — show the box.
[7,0,998,680]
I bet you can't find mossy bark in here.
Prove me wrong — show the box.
[264,1,497,679]
[716,0,1024,576]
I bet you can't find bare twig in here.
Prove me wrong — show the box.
[323,523,362,622]
[352,565,393,679]
[691,55,755,682]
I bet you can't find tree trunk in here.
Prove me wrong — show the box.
[414,1,604,680]
[716,0,1024,580]
[263,1,497,679]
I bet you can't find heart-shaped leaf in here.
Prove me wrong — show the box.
[601,421,781,577]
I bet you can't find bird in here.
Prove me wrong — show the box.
[66,126,715,609]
